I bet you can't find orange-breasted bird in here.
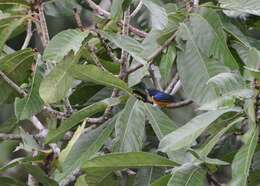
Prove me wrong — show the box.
[146,88,177,108]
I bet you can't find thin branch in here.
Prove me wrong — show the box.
[38,3,49,47]
[165,74,179,94]
[84,0,147,38]
[130,0,143,17]
[127,31,177,74]
[88,45,107,71]
[0,133,21,140]
[60,168,83,186]
[43,106,68,119]
[64,97,73,115]
[148,64,162,90]
[21,19,33,49]
[166,99,192,109]
[73,8,84,31]
[170,79,182,95]
[0,70,27,96]
[96,30,120,63]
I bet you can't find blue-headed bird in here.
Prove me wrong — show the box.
[146,88,177,108]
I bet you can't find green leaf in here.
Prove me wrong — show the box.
[82,152,177,186]
[0,49,35,103]
[21,163,58,186]
[195,117,244,157]
[75,175,88,186]
[0,177,27,186]
[43,29,88,62]
[0,16,27,52]
[177,23,230,105]
[197,9,238,70]
[101,32,145,64]
[45,98,119,143]
[219,0,260,16]
[58,122,86,163]
[159,45,176,85]
[151,175,171,186]
[69,64,132,95]
[143,0,168,30]
[17,127,41,152]
[159,108,241,152]
[114,97,146,152]
[0,0,30,7]
[128,63,149,87]
[111,0,132,21]
[55,117,116,182]
[244,66,260,80]
[167,164,206,186]
[39,53,76,104]
[0,116,18,133]
[133,168,152,186]
[14,63,44,120]
[144,103,178,140]
[229,124,259,186]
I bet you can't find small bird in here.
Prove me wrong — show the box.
[146,88,177,108]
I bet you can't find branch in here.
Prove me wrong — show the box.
[148,64,162,90]
[170,80,182,95]
[127,31,177,74]
[73,8,84,31]
[84,0,147,38]
[165,74,179,94]
[21,19,33,49]
[38,3,49,47]
[130,0,143,17]
[0,70,27,96]
[166,99,192,109]
[0,133,21,140]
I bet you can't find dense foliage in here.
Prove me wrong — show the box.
[1,0,260,185]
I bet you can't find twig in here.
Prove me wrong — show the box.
[21,19,33,49]
[0,133,21,140]
[96,31,120,63]
[127,31,177,74]
[0,70,27,96]
[84,0,147,38]
[148,64,162,90]
[170,80,182,95]
[38,3,49,47]
[88,45,107,71]
[130,0,143,17]
[207,172,221,186]
[73,8,84,31]
[60,168,83,186]
[64,97,73,115]
[43,106,68,119]
[165,74,179,94]
[167,99,192,109]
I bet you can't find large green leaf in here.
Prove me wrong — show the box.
[101,32,145,64]
[144,103,178,140]
[82,152,177,186]
[159,45,176,86]
[43,29,88,62]
[0,16,27,52]
[0,177,27,186]
[21,163,58,186]
[0,49,35,103]
[45,98,120,143]
[219,0,260,16]
[197,9,238,70]
[39,54,76,104]
[159,108,241,152]
[114,97,146,152]
[143,0,168,30]
[229,124,259,186]
[55,117,116,182]
[14,63,44,120]
[167,164,206,186]
[151,175,171,186]
[69,64,132,95]
[195,117,244,157]
[176,23,230,105]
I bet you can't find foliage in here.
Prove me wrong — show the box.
[0,0,260,185]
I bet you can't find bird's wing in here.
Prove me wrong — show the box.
[153,92,175,102]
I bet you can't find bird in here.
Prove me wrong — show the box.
[146,88,177,108]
